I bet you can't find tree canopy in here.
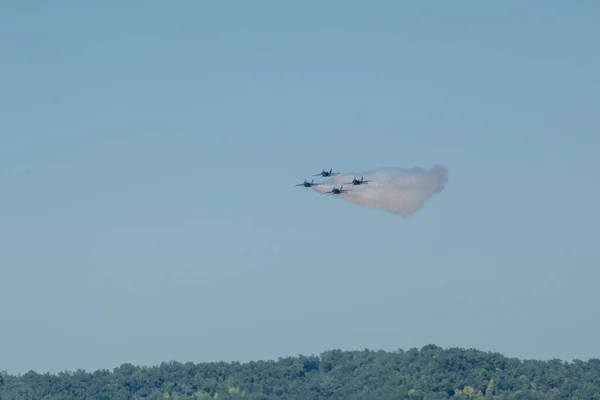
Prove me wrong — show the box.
[2,345,599,399]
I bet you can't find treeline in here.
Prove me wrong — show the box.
[1,344,600,399]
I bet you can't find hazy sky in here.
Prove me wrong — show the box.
[1,1,599,374]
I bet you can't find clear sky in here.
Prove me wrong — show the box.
[1,1,599,374]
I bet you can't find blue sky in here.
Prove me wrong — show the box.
[1,1,599,374]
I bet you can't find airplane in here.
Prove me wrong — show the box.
[313,168,340,177]
[346,176,370,185]
[323,185,350,195]
[295,179,320,188]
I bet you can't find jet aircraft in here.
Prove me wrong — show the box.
[323,185,350,195]
[295,179,320,188]
[346,176,370,185]
[313,168,339,177]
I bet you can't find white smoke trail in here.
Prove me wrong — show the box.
[311,165,448,217]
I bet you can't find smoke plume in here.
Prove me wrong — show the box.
[312,165,448,217]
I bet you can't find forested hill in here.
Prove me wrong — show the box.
[1,345,600,400]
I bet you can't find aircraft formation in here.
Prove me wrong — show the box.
[295,169,370,195]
